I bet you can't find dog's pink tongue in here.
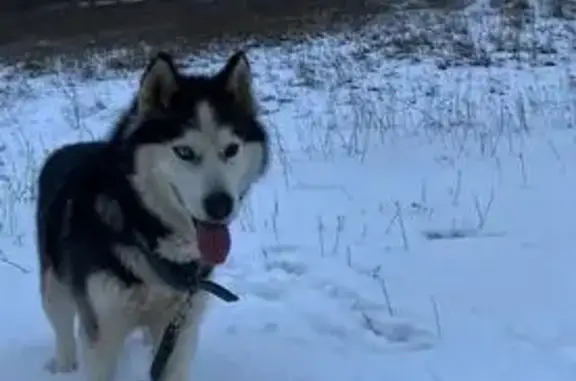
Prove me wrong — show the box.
[196,224,231,264]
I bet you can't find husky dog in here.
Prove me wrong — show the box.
[36,51,269,381]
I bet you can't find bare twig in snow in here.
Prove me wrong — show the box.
[394,201,409,251]
[0,250,30,274]
[430,296,442,340]
[317,216,326,257]
[474,188,495,230]
[518,153,528,186]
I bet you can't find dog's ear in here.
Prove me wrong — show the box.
[138,52,179,115]
[218,51,256,115]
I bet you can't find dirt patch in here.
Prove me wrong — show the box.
[0,0,391,63]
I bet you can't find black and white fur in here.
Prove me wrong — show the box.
[37,51,269,381]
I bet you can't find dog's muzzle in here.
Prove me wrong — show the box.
[202,191,233,221]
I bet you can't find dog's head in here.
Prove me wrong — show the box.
[122,51,269,233]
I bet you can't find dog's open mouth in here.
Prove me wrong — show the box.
[168,184,232,265]
[193,219,231,265]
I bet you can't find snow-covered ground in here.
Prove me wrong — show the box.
[1,9,576,381]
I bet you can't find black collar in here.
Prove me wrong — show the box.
[137,238,238,302]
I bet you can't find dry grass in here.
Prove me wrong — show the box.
[0,11,569,83]
[0,0,572,76]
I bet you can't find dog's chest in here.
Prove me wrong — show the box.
[112,244,189,312]
[109,244,197,317]
[123,284,185,315]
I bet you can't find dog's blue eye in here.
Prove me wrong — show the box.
[173,146,200,163]
[223,143,239,159]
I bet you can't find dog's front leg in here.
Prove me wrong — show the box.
[149,291,211,381]
[79,275,134,381]
[78,311,133,381]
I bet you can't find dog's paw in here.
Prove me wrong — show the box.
[44,357,78,374]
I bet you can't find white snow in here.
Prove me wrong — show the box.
[1,9,576,381]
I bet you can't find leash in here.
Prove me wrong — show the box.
[135,234,239,381]
[133,232,239,381]
[150,278,238,381]
[150,280,238,381]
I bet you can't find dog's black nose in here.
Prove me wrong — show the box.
[203,191,233,221]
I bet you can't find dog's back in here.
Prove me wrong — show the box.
[36,141,106,279]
